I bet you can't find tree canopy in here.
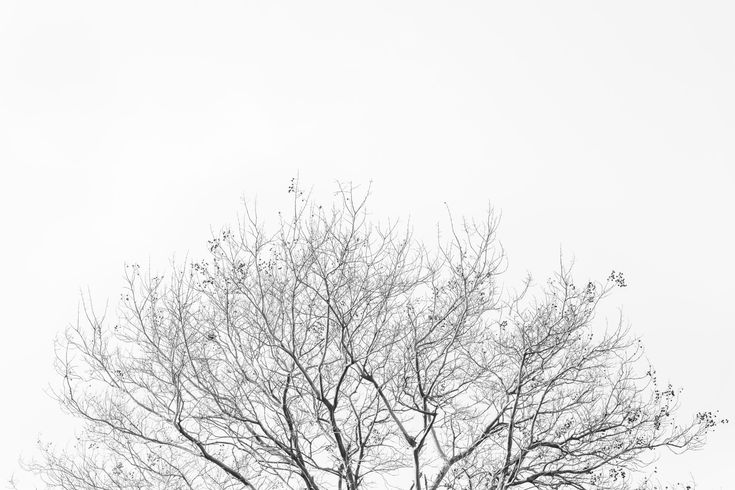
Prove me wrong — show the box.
[27,183,724,490]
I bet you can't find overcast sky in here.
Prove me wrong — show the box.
[1,2,733,488]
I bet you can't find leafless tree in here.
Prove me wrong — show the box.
[26,183,724,490]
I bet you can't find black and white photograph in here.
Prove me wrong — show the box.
[1,2,733,489]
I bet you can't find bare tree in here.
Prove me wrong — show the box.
[26,183,724,490]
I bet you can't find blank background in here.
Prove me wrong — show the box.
[1,2,733,488]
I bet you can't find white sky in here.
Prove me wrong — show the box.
[1,1,733,488]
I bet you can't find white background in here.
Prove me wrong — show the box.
[1,2,733,488]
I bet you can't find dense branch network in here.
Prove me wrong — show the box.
[26,184,723,490]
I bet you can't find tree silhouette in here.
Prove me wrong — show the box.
[26,183,724,490]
